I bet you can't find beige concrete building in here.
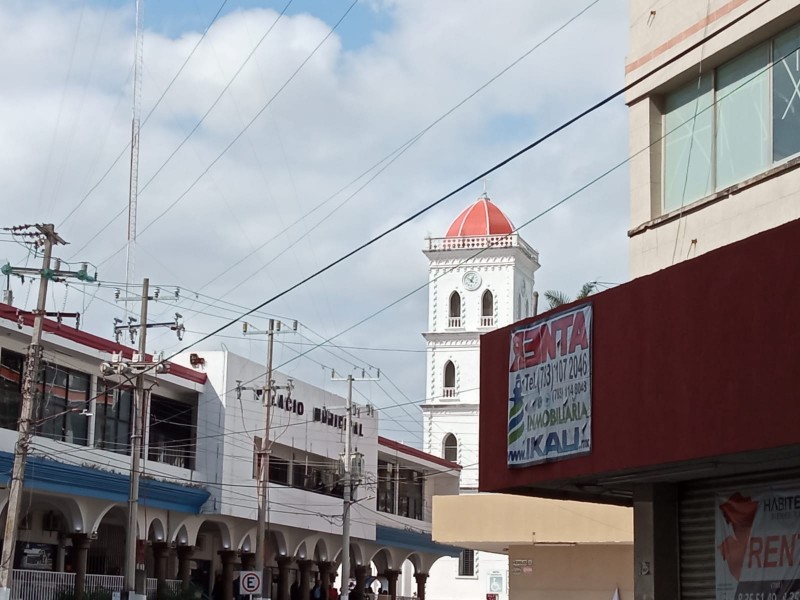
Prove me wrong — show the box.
[627,0,800,277]
[432,494,633,600]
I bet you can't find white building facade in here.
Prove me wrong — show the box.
[420,196,539,600]
[0,302,460,600]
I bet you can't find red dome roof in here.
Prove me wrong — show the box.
[445,196,514,237]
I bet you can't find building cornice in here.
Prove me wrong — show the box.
[423,332,481,344]
[421,403,480,414]
[423,234,539,265]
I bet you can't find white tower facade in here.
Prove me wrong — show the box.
[422,195,539,488]
[422,195,539,600]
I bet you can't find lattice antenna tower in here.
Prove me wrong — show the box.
[125,0,144,314]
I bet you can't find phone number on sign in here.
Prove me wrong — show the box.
[519,355,589,392]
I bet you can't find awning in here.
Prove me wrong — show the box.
[375,525,462,557]
[0,451,210,514]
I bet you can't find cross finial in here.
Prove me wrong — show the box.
[482,178,489,198]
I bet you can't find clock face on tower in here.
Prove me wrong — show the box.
[462,271,481,291]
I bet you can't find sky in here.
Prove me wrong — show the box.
[0,0,631,449]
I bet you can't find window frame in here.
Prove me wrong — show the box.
[443,361,456,399]
[714,42,771,191]
[0,349,25,432]
[285,449,344,498]
[662,71,716,212]
[269,455,290,486]
[458,549,476,578]
[448,291,462,328]
[660,29,800,213]
[94,383,133,455]
[36,363,91,446]
[397,467,424,521]
[148,394,196,470]
[442,433,458,463]
[377,460,396,515]
[771,25,800,164]
[481,289,494,327]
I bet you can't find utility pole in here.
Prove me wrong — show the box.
[256,318,275,579]
[0,225,66,600]
[242,319,297,588]
[127,277,148,600]
[103,278,182,600]
[331,369,379,600]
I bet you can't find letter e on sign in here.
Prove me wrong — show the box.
[240,571,262,595]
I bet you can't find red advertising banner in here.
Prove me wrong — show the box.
[717,489,800,600]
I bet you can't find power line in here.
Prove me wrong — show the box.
[153,0,770,368]
[7,42,781,463]
[80,0,598,280]
[134,0,295,202]
[58,0,233,229]
[130,23,797,448]
[134,0,358,233]
[5,3,780,469]
[35,2,87,218]
[80,0,357,264]
[164,0,606,312]
[59,282,426,442]
[41,62,735,446]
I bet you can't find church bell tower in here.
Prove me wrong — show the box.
[421,194,540,489]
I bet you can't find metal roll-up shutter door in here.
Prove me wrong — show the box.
[679,469,800,600]
[680,485,716,600]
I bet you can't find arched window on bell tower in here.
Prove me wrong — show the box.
[481,290,494,327]
[443,360,456,399]
[443,433,458,462]
[448,292,462,328]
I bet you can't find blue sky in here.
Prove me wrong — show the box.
[1,0,630,445]
[91,0,391,49]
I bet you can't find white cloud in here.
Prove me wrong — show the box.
[0,0,630,446]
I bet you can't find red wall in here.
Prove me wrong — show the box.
[480,218,800,494]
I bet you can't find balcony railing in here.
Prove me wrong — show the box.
[447,317,462,328]
[10,569,180,600]
[442,387,456,399]
[480,315,494,327]
[426,233,539,262]
[149,442,194,469]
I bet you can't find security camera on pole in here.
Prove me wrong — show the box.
[331,369,379,600]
